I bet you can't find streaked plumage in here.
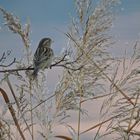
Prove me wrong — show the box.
[32,38,54,78]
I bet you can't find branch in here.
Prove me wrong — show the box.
[0,54,83,73]
[0,67,33,73]
[0,50,16,68]
[53,64,83,71]
[0,58,16,67]
[50,53,68,67]
[0,52,6,62]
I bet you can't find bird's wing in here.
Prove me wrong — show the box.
[33,47,54,66]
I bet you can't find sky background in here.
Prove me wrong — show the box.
[0,0,140,88]
[0,0,140,139]
[0,0,140,56]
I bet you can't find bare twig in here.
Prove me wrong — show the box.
[53,64,83,71]
[0,58,16,67]
[0,50,16,68]
[50,54,68,67]
[0,53,83,73]
[0,67,33,73]
[0,52,6,62]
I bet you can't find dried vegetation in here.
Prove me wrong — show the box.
[0,0,140,140]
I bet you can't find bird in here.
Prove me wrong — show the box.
[32,37,54,78]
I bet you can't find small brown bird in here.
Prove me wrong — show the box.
[32,38,54,78]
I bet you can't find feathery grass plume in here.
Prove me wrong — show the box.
[0,120,12,140]
[99,42,140,139]
[55,0,120,139]
[55,0,120,113]
[0,7,30,48]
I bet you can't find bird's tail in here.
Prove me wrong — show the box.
[31,68,38,80]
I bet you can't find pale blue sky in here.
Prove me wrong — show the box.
[0,0,140,96]
[0,0,140,57]
[110,0,140,56]
[0,0,75,54]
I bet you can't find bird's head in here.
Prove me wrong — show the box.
[39,38,53,48]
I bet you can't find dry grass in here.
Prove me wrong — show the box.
[0,0,140,140]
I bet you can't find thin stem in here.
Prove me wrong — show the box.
[127,94,140,133]
[80,116,116,135]
[77,98,82,140]
[94,123,102,140]
[80,106,139,135]
[6,76,32,136]
[29,79,34,140]
[0,67,33,73]
[81,93,113,104]
[0,58,16,67]
[66,33,134,106]
[0,88,26,140]
[77,72,84,140]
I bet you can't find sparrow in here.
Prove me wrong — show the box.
[32,38,54,78]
